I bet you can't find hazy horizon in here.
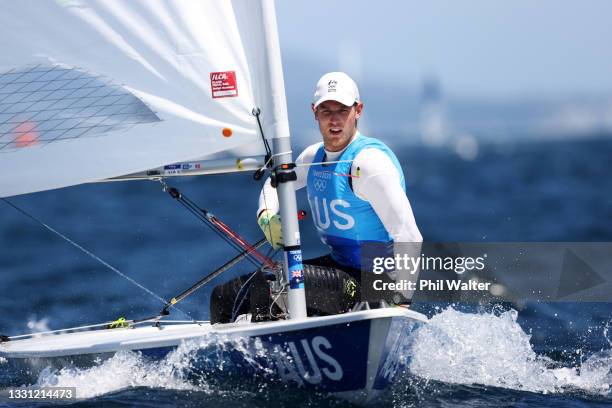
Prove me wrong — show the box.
[276,1,612,100]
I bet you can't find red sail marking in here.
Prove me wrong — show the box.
[14,122,39,148]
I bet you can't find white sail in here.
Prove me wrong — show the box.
[0,0,289,197]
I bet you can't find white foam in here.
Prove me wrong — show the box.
[408,307,611,396]
[21,309,612,399]
[26,316,50,334]
[34,350,197,399]
[32,334,253,399]
[29,332,279,400]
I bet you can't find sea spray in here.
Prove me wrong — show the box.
[34,350,197,399]
[605,320,612,348]
[31,332,286,400]
[26,316,50,334]
[407,307,612,396]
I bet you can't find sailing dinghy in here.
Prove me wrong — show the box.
[0,1,427,403]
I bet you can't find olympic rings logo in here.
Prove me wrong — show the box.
[313,179,327,191]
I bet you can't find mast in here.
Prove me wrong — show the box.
[272,137,307,319]
[260,1,307,319]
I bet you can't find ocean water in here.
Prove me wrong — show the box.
[1,135,611,407]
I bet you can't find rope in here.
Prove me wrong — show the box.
[255,150,293,175]
[157,179,268,269]
[252,107,272,162]
[295,159,353,167]
[231,270,259,322]
[269,284,288,319]
[1,198,193,320]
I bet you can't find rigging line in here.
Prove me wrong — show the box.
[296,159,359,178]
[160,237,269,315]
[172,192,268,269]
[181,203,261,268]
[177,196,275,268]
[269,284,288,319]
[204,212,275,268]
[252,107,272,160]
[174,197,247,252]
[231,269,259,322]
[1,198,191,319]
[157,179,267,268]
[255,150,293,174]
[296,159,353,167]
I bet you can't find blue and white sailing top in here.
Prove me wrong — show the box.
[304,134,402,266]
[258,132,422,269]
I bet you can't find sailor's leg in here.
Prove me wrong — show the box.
[209,258,360,323]
[303,254,361,283]
[301,262,360,316]
[209,273,253,324]
[210,270,283,324]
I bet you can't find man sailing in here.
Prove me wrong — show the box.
[257,72,422,305]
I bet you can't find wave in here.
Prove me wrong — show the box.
[408,307,611,396]
[13,307,612,402]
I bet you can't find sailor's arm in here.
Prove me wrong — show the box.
[353,149,422,303]
[352,149,422,243]
[256,143,319,247]
[256,143,318,215]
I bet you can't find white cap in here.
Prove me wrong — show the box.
[312,72,360,109]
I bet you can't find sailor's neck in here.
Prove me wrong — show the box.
[324,131,360,161]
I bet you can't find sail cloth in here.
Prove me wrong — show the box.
[0,0,290,198]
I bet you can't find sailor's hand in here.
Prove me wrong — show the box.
[257,209,283,249]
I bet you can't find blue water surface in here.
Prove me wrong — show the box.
[1,135,611,407]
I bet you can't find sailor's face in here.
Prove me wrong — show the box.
[313,100,363,152]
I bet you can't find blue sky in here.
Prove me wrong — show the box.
[276,1,612,98]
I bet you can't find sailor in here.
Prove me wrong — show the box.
[257,72,422,303]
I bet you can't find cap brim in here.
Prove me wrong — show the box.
[313,94,357,109]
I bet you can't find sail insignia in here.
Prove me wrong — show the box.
[0,64,160,152]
